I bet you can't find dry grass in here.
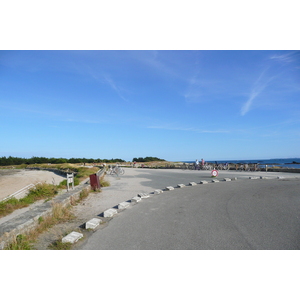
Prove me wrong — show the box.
[4,202,75,250]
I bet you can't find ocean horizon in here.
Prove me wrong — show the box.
[182,158,300,169]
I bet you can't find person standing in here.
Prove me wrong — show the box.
[195,159,199,170]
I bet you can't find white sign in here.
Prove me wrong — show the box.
[211,169,219,177]
[67,173,74,190]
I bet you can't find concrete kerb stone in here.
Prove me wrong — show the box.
[154,189,163,194]
[211,179,219,183]
[177,184,185,188]
[131,196,142,204]
[165,186,175,191]
[85,218,102,230]
[118,201,131,210]
[249,176,259,179]
[62,231,83,244]
[200,180,208,184]
[138,193,150,198]
[103,208,118,218]
[223,178,231,182]
[189,182,197,186]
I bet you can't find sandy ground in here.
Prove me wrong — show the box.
[0,169,66,201]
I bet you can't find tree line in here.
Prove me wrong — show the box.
[132,157,165,162]
[0,156,125,166]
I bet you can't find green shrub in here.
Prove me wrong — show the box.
[28,182,58,200]
[5,234,33,250]
[0,183,58,218]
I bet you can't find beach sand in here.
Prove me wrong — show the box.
[0,169,66,201]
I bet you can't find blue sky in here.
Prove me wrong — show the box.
[0,50,299,162]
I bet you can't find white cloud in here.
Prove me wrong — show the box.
[103,74,128,102]
[241,68,277,116]
[147,124,229,133]
[269,51,299,64]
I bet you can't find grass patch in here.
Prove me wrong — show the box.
[76,167,99,179]
[100,177,110,187]
[5,234,32,250]
[79,189,90,200]
[0,183,58,218]
[48,240,73,250]
[57,167,100,189]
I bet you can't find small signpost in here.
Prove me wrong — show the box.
[67,173,74,191]
[211,169,219,177]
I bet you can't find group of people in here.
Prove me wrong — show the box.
[195,158,205,170]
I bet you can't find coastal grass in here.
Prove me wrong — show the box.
[100,177,110,187]
[48,240,73,250]
[4,202,75,250]
[0,182,58,218]
[1,167,107,220]
[1,168,108,249]
[57,166,100,189]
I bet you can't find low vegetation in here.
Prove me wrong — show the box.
[48,240,73,250]
[132,156,165,162]
[2,164,110,250]
[0,156,125,166]
[0,182,58,218]
[4,202,75,250]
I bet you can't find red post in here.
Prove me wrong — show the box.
[89,174,101,190]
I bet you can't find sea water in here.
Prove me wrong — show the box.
[184,158,300,169]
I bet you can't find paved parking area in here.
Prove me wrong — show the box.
[76,168,300,250]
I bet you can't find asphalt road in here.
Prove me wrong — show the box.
[77,169,300,250]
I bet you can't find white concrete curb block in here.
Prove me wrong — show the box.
[131,196,142,203]
[249,177,259,179]
[200,180,208,184]
[177,184,185,188]
[212,179,219,183]
[154,189,163,194]
[62,231,83,244]
[166,186,175,190]
[118,201,130,209]
[277,176,285,179]
[86,218,102,229]
[189,182,197,186]
[103,208,118,218]
[223,178,231,181]
[138,193,150,198]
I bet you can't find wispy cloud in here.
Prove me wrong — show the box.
[269,51,300,64]
[103,74,128,102]
[147,124,229,133]
[136,51,179,77]
[184,74,204,103]
[241,68,277,116]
